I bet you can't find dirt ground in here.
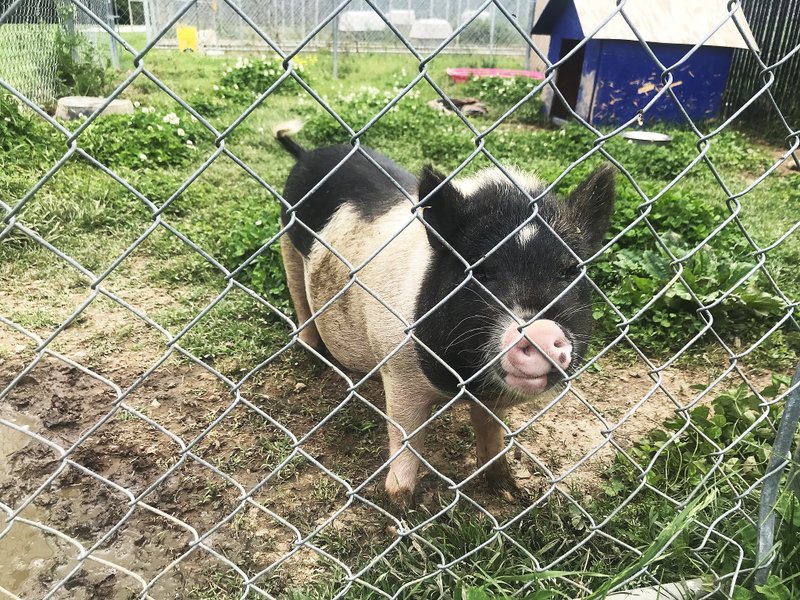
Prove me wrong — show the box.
[0,284,775,599]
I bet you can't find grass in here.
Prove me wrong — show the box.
[2,35,799,600]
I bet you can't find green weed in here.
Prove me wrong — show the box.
[80,105,209,169]
[601,375,800,598]
[53,14,112,98]
[0,93,43,152]
[218,55,313,99]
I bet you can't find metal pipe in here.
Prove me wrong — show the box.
[525,0,536,70]
[754,362,800,586]
[332,12,339,78]
[105,0,119,69]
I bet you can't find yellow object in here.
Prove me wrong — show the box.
[176,25,198,52]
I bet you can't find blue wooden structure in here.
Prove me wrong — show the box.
[531,0,757,124]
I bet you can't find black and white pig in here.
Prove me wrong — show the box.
[275,121,615,507]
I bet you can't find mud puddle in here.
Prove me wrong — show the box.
[0,411,63,595]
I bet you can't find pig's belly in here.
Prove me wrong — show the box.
[303,203,431,376]
[313,293,392,373]
[306,248,419,375]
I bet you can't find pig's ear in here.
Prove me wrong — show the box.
[567,164,616,252]
[418,165,465,246]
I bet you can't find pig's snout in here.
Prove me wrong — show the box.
[500,319,572,395]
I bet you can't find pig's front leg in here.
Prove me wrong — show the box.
[383,380,433,508]
[470,404,518,501]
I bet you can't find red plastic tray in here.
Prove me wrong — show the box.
[446,67,545,84]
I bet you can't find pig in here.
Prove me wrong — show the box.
[274,120,615,507]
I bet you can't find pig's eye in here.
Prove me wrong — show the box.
[562,264,582,280]
[475,268,498,284]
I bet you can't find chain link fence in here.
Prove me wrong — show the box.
[0,0,118,107]
[1,0,800,598]
[143,0,542,61]
[0,0,62,107]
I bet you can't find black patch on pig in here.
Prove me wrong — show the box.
[414,165,616,398]
[281,144,418,256]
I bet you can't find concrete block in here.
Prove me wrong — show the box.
[55,96,134,120]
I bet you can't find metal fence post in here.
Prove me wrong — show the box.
[332,11,338,78]
[105,0,119,69]
[63,3,80,63]
[525,0,537,70]
[489,2,496,54]
[143,0,153,44]
[754,363,800,586]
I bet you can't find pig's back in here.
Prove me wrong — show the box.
[281,144,418,256]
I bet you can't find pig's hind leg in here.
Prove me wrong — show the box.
[281,236,323,350]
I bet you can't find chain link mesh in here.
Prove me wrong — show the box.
[0,0,61,106]
[1,0,800,598]
[0,0,117,106]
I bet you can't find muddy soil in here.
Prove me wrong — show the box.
[0,305,773,599]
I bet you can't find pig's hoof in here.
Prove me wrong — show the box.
[296,333,339,369]
[385,480,415,509]
[484,463,528,503]
[298,328,324,351]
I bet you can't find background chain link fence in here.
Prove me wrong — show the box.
[1,0,800,598]
[0,0,119,106]
[0,0,63,107]
[144,0,543,60]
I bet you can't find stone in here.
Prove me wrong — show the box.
[54,96,134,120]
